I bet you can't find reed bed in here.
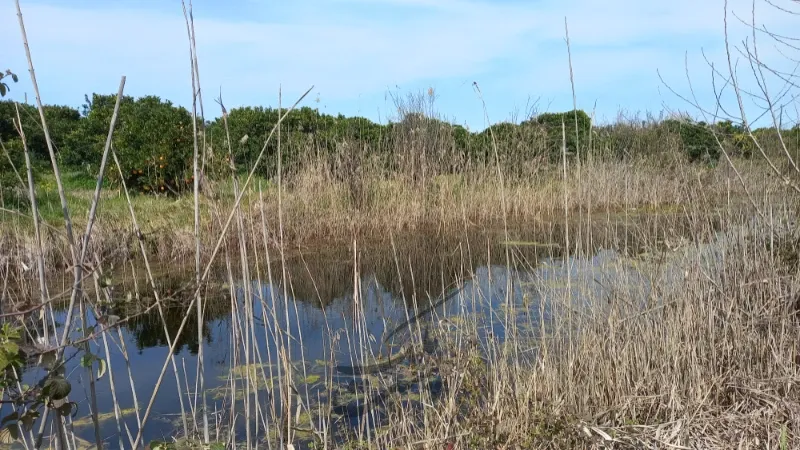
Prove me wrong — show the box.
[0,156,782,280]
[1,0,799,449]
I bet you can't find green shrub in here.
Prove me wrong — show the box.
[523,109,592,161]
[662,119,719,163]
[62,94,195,194]
[0,100,81,161]
[206,107,390,179]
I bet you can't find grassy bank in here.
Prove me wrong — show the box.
[0,156,782,278]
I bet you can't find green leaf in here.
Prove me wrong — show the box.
[3,325,20,340]
[11,74,18,83]
[97,358,107,380]
[304,375,320,385]
[19,410,39,431]
[0,413,19,426]
[43,376,71,400]
[0,84,6,97]
[4,341,19,356]
[208,443,226,450]
[0,351,9,372]
[80,354,94,368]
[56,402,73,417]
[54,402,78,418]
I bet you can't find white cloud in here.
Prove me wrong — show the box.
[0,0,796,128]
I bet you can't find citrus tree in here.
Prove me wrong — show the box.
[62,93,195,194]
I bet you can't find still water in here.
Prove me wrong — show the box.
[3,216,712,448]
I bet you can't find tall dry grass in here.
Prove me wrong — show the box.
[1,0,799,449]
[0,154,783,281]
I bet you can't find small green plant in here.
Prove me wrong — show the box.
[0,322,22,376]
[0,322,40,443]
[0,317,119,445]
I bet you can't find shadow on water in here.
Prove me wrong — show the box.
[2,213,723,448]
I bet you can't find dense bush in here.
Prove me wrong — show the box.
[205,107,390,179]
[0,100,79,204]
[0,100,81,160]
[61,94,195,194]
[2,89,798,198]
[662,119,719,163]
[523,109,592,160]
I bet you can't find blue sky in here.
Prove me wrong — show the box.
[1,0,797,131]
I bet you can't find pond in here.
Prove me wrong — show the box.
[1,214,718,449]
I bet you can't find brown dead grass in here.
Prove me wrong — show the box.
[347,201,800,449]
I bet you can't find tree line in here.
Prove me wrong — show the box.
[1,93,796,196]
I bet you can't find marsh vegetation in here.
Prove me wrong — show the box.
[1,1,800,449]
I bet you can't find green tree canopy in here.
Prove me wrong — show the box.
[0,101,81,160]
[61,93,195,193]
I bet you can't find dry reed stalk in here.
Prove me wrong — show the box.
[180,1,209,442]
[109,145,190,437]
[16,0,126,440]
[216,93,253,447]
[14,0,77,261]
[13,103,54,344]
[69,82,127,449]
[275,86,297,447]
[258,181,283,449]
[89,253,138,448]
[471,83,515,385]
[565,17,584,258]
[74,297,102,450]
[131,87,313,450]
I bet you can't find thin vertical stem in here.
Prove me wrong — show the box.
[561,118,572,345]
[277,85,294,446]
[182,0,209,441]
[131,87,312,450]
[110,146,190,438]
[13,104,52,342]
[14,0,77,257]
[565,17,582,255]
[79,300,102,450]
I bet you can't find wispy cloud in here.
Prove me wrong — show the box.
[0,0,796,129]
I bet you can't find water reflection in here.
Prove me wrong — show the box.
[3,214,718,448]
